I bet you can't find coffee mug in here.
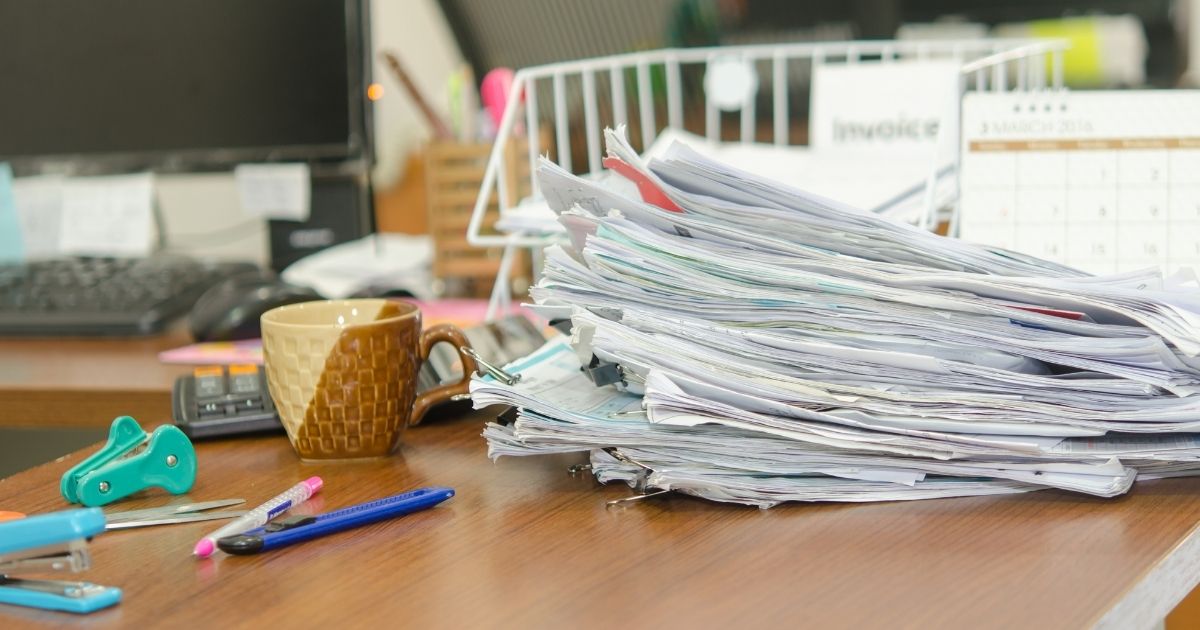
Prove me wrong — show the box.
[260,299,478,460]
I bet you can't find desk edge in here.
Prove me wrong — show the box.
[1095,520,1200,629]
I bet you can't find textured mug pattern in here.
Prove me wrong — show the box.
[263,300,416,459]
[263,300,478,460]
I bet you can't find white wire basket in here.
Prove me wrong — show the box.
[468,38,1069,317]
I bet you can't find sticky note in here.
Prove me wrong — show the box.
[235,163,311,221]
[0,163,25,262]
[58,173,156,257]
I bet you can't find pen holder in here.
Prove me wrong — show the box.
[424,133,546,298]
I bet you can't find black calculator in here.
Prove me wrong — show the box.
[172,364,285,439]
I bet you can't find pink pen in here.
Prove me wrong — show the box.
[193,476,322,558]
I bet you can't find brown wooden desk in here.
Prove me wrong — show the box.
[0,331,192,428]
[4,341,1200,628]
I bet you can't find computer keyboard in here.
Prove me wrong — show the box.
[0,256,258,336]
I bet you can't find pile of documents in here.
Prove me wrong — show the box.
[472,128,1200,507]
[495,129,956,235]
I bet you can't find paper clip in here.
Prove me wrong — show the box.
[602,448,671,508]
[462,347,521,386]
[0,508,122,613]
[567,463,592,477]
[607,489,670,508]
[61,416,197,507]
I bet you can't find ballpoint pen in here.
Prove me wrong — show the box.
[216,487,454,555]
[193,477,322,558]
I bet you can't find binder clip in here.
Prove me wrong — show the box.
[495,406,520,427]
[0,508,122,613]
[548,318,574,335]
[462,347,521,386]
[582,356,624,387]
[61,416,197,507]
[581,355,644,389]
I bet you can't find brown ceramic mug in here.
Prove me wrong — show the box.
[260,299,477,460]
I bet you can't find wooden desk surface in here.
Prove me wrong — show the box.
[0,331,193,428]
[3,410,1200,629]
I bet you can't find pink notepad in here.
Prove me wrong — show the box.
[158,339,264,365]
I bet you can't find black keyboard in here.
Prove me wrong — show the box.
[0,256,258,336]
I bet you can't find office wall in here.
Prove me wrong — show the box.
[159,0,461,264]
[370,0,464,189]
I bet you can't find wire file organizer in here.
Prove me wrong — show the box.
[468,38,1069,318]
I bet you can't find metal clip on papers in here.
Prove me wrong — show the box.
[61,416,197,507]
[548,318,573,335]
[581,355,644,389]
[462,346,521,386]
[0,508,122,613]
[495,406,520,427]
[601,448,670,508]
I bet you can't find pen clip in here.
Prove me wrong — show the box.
[262,515,317,532]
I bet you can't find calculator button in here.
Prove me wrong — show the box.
[236,398,264,411]
[198,402,224,418]
[195,376,225,399]
[229,375,260,395]
[229,366,261,395]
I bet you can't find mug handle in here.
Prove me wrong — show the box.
[408,324,479,427]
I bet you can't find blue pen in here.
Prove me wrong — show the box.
[215,487,454,555]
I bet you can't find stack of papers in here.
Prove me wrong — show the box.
[472,127,1200,508]
[494,129,957,235]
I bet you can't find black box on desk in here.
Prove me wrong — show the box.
[268,169,375,272]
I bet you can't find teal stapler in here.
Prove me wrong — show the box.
[61,416,197,507]
[0,508,122,613]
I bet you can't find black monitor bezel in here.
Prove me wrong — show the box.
[2,0,373,176]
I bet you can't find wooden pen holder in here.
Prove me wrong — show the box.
[424,136,539,299]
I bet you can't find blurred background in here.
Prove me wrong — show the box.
[4,0,1196,274]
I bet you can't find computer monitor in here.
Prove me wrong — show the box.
[0,0,372,175]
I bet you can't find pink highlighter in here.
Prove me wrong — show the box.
[480,67,516,130]
[193,476,323,558]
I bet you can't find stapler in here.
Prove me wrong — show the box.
[61,416,197,507]
[0,508,122,613]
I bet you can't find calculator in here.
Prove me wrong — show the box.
[172,364,285,439]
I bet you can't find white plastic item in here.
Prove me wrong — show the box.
[469,39,1067,319]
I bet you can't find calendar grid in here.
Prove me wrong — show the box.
[960,92,1200,277]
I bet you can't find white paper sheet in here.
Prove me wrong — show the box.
[58,173,155,257]
[234,163,311,221]
[11,175,65,259]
